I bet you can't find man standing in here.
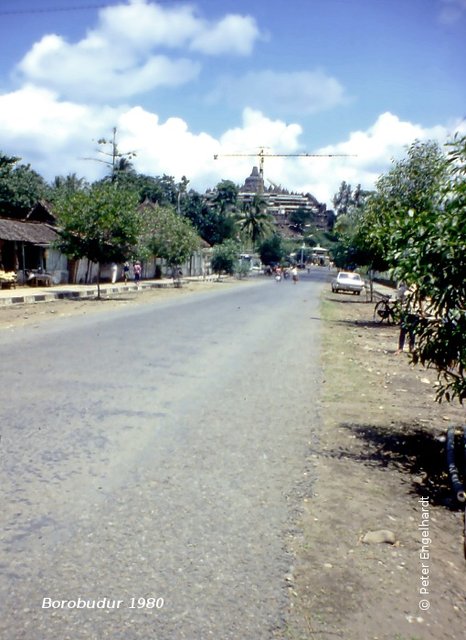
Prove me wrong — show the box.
[133,261,142,285]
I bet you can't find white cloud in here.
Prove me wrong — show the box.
[14,1,261,101]
[118,107,220,185]
[0,85,125,179]
[207,69,349,115]
[190,15,261,55]
[17,35,200,100]
[438,0,466,24]
[0,87,463,206]
[283,112,461,203]
[219,107,303,153]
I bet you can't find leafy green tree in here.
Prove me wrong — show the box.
[211,239,240,276]
[137,174,165,203]
[237,194,273,248]
[259,234,285,265]
[156,174,179,206]
[358,140,447,265]
[0,153,49,218]
[141,205,200,275]
[50,173,89,201]
[54,183,141,297]
[212,180,238,214]
[288,206,310,233]
[332,181,352,216]
[180,190,229,244]
[390,136,465,402]
[180,190,207,229]
[355,137,465,402]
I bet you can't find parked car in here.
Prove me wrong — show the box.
[331,271,365,295]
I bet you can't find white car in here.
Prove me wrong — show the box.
[331,271,365,295]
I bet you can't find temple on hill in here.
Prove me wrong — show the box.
[238,166,330,232]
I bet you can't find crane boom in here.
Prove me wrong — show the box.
[213,148,356,181]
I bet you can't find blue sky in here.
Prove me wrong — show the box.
[0,0,465,205]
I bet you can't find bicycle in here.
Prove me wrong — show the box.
[373,295,399,324]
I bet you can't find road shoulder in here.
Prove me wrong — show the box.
[285,291,465,640]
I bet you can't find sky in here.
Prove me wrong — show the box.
[0,0,465,206]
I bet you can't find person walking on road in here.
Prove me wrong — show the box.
[291,266,298,284]
[133,261,142,286]
[123,261,130,284]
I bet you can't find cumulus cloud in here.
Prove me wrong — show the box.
[0,85,124,179]
[207,69,349,116]
[14,0,261,101]
[17,35,200,101]
[190,14,261,55]
[0,85,463,205]
[438,0,466,24]
[285,112,463,202]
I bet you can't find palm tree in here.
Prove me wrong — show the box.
[237,194,273,248]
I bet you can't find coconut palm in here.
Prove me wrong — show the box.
[237,194,273,248]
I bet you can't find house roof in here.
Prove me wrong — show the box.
[26,200,57,224]
[0,217,58,244]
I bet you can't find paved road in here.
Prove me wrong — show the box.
[0,270,327,639]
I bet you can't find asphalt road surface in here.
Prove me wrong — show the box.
[0,270,327,640]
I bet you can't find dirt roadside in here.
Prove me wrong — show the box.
[2,280,464,639]
[285,291,465,640]
[0,279,239,331]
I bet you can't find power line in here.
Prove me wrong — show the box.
[0,3,111,15]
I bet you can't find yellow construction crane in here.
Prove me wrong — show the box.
[213,147,356,188]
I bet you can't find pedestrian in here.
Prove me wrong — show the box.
[396,285,422,354]
[123,261,130,284]
[291,266,298,284]
[133,261,142,285]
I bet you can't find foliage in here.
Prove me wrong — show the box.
[237,194,273,248]
[357,137,465,402]
[211,239,240,276]
[212,180,238,214]
[141,204,200,269]
[181,190,237,245]
[54,183,141,296]
[259,233,285,265]
[358,140,447,266]
[392,136,465,402]
[0,152,50,218]
[330,183,379,269]
[50,174,89,201]
[288,206,310,232]
[235,260,251,279]
[332,181,367,216]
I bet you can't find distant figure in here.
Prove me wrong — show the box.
[291,266,298,284]
[133,261,142,285]
[111,262,117,284]
[396,284,422,354]
[123,261,130,284]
